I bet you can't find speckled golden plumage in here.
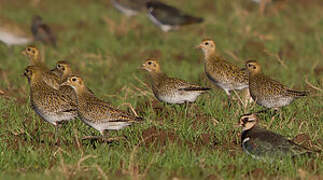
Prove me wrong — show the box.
[61,75,142,135]
[22,45,60,89]
[51,61,73,83]
[246,60,308,108]
[140,59,210,104]
[197,39,248,96]
[24,66,78,127]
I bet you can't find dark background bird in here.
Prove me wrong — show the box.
[146,1,203,31]
[31,15,57,47]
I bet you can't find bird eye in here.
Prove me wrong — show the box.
[27,48,31,51]
[57,64,61,68]
[148,61,152,65]
[72,78,77,82]
[248,64,251,67]
[204,42,209,45]
[253,66,256,69]
[242,117,249,122]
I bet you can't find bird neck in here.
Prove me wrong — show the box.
[29,78,51,95]
[149,71,167,85]
[204,50,220,63]
[248,71,262,80]
[241,125,257,140]
[73,86,94,103]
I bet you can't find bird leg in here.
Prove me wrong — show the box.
[82,131,125,143]
[54,124,61,146]
[226,95,232,109]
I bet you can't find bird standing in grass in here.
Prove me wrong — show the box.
[197,39,249,103]
[31,15,56,47]
[61,75,143,141]
[239,114,316,161]
[245,60,308,109]
[22,45,60,89]
[140,59,210,104]
[24,66,78,140]
[146,1,203,32]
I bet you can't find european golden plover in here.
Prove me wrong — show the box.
[246,60,308,109]
[140,59,210,104]
[24,66,77,139]
[61,75,143,141]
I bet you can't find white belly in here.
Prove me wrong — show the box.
[85,120,131,133]
[157,91,202,104]
[112,0,138,16]
[147,11,174,32]
[0,30,31,46]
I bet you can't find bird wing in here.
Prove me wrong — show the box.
[250,128,310,157]
[164,77,210,92]
[88,100,141,123]
[147,1,202,25]
[42,71,60,90]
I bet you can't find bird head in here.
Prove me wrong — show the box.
[54,60,72,78]
[196,39,216,56]
[21,45,40,61]
[140,59,161,73]
[23,66,42,83]
[61,75,84,92]
[239,113,258,131]
[245,60,261,75]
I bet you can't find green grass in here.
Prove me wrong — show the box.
[0,0,322,179]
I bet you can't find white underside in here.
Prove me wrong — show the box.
[257,97,294,108]
[0,30,31,46]
[112,0,138,16]
[147,11,174,32]
[217,82,248,96]
[82,118,131,134]
[35,108,76,126]
[157,91,203,104]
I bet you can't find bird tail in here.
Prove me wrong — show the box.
[182,16,203,25]
[179,87,211,92]
[286,89,309,97]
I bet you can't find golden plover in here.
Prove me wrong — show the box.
[24,66,78,139]
[246,60,308,109]
[197,39,249,97]
[61,75,143,141]
[140,59,210,104]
